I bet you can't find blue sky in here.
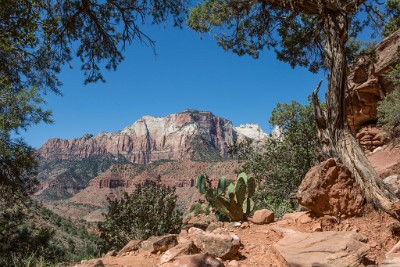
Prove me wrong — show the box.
[22,22,326,148]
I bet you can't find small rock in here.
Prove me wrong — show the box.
[117,240,142,256]
[227,222,241,229]
[311,222,322,232]
[141,234,178,254]
[252,209,274,225]
[74,259,104,267]
[160,253,225,267]
[298,213,313,224]
[369,242,378,248]
[227,260,239,267]
[105,250,117,257]
[270,226,298,237]
[282,212,308,223]
[160,241,200,263]
[183,214,192,225]
[240,222,249,229]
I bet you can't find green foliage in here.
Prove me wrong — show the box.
[233,100,317,216]
[190,202,209,216]
[195,173,255,221]
[1,0,186,92]
[187,1,396,73]
[378,63,400,138]
[253,192,294,218]
[99,182,183,251]
[0,80,52,195]
[383,0,400,37]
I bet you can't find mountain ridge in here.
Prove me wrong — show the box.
[37,109,269,164]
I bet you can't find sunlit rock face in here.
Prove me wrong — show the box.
[346,29,400,132]
[38,109,268,164]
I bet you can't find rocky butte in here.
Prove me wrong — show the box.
[38,109,268,164]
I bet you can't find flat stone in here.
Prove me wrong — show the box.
[273,231,369,267]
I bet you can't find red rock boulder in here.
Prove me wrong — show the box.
[296,158,364,218]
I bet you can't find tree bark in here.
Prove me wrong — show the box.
[312,10,399,216]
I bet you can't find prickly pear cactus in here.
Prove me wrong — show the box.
[194,172,255,221]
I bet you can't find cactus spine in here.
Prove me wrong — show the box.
[195,172,255,221]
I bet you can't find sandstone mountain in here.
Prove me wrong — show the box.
[38,109,268,164]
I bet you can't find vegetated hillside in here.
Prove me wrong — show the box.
[34,155,131,200]
[41,159,243,223]
[1,198,102,265]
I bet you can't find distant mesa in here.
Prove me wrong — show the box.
[37,110,269,164]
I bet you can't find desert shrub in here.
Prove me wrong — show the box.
[190,202,208,216]
[99,182,183,251]
[378,63,400,138]
[233,100,318,216]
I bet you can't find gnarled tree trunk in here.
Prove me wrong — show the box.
[312,10,399,216]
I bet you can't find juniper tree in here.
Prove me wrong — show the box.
[188,0,400,215]
[1,0,187,195]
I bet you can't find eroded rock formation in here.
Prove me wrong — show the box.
[346,29,400,133]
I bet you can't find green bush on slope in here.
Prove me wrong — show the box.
[378,63,400,138]
[99,181,183,251]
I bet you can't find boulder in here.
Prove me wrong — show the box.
[252,209,274,224]
[160,253,225,267]
[296,158,364,218]
[141,234,178,254]
[188,227,240,260]
[160,241,200,263]
[383,175,400,195]
[273,231,369,267]
[117,240,142,256]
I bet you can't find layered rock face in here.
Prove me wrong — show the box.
[346,29,400,132]
[38,110,268,164]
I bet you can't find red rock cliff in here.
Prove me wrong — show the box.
[37,110,267,164]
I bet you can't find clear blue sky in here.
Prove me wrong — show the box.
[22,22,326,148]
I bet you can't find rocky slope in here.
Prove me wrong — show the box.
[38,109,268,164]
